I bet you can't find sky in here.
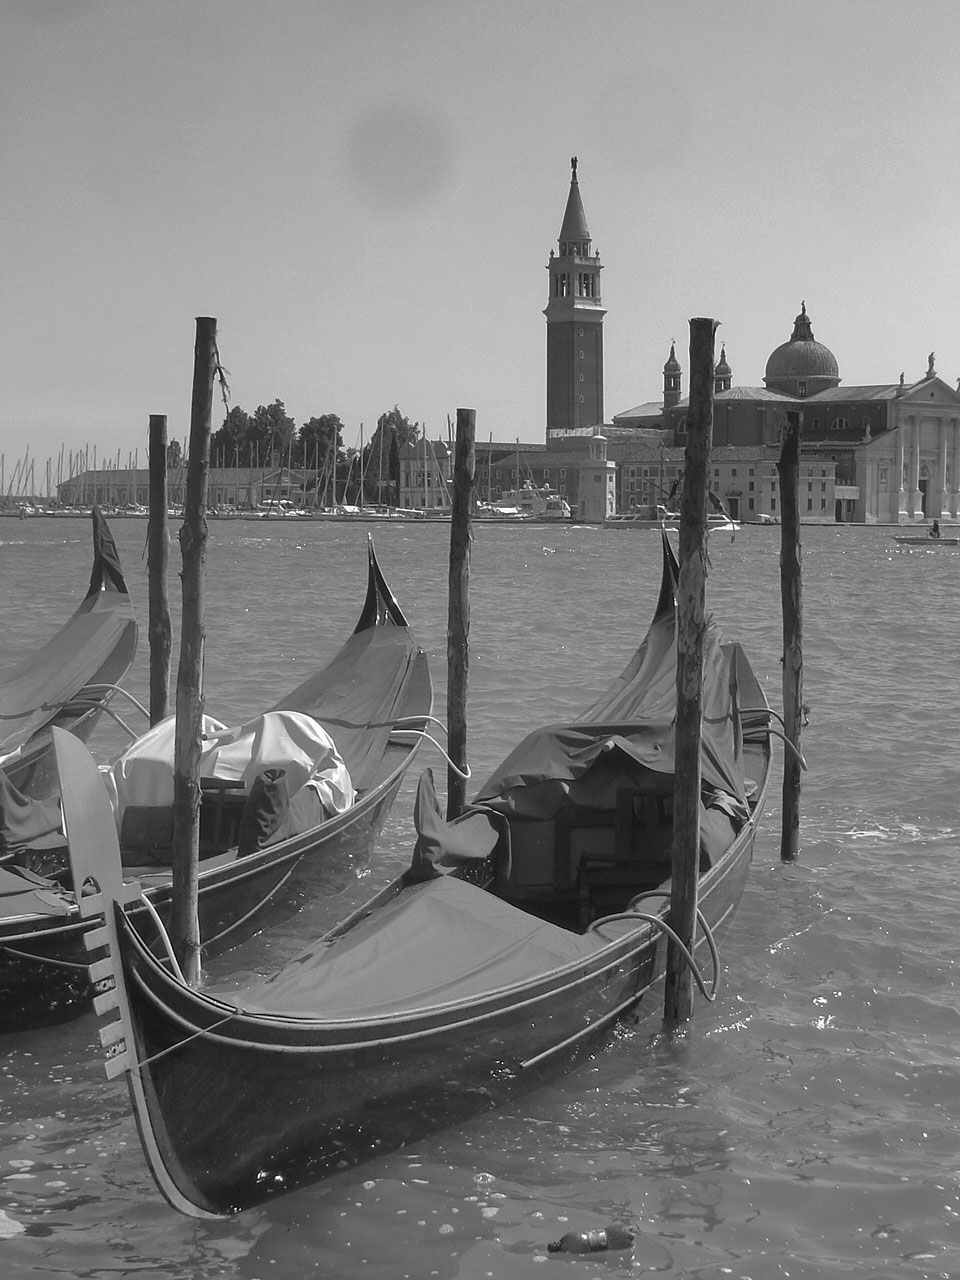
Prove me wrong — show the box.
[3,0,959,479]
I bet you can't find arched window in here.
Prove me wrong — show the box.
[830,417,849,432]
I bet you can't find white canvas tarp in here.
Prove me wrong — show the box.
[103,709,354,827]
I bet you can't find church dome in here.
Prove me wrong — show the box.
[764,303,839,393]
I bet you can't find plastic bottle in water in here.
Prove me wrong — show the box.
[547,1225,635,1253]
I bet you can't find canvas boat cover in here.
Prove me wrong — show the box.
[103,710,355,828]
[235,873,603,1019]
[269,624,419,792]
[0,863,72,920]
[0,508,136,754]
[472,598,748,823]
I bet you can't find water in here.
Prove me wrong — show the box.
[2,516,959,1278]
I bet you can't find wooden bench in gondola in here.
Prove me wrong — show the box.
[574,788,676,924]
[119,778,247,867]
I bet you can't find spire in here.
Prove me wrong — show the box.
[714,344,732,392]
[558,155,591,248]
[790,301,814,342]
[663,340,682,408]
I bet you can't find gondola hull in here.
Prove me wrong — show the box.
[110,802,758,1216]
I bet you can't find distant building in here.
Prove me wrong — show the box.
[649,306,960,523]
[616,444,836,524]
[397,438,452,510]
[56,466,311,510]
[544,157,605,442]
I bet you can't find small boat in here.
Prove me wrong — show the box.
[490,482,571,520]
[660,509,741,534]
[892,534,959,546]
[60,531,775,1216]
[605,510,656,525]
[0,505,138,798]
[0,538,432,1027]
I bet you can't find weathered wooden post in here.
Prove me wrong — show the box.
[664,317,717,1024]
[147,415,171,725]
[170,318,216,985]
[446,408,475,819]
[778,409,803,862]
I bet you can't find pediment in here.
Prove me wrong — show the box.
[899,376,960,406]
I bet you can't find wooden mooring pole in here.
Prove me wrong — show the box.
[664,317,717,1025]
[778,409,803,862]
[170,318,216,985]
[147,414,171,726]
[446,408,476,820]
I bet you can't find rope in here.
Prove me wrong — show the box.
[0,944,89,973]
[138,890,187,985]
[394,713,448,736]
[390,728,471,781]
[587,894,721,1001]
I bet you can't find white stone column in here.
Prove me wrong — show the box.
[864,457,877,522]
[951,421,960,520]
[893,428,906,522]
[909,420,922,518]
[942,422,957,517]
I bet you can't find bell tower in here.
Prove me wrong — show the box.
[544,158,605,441]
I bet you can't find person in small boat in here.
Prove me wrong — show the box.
[930,519,941,539]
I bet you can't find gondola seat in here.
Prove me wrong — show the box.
[577,788,741,923]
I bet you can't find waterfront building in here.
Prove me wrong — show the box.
[55,466,311,511]
[397,438,452,510]
[616,444,835,524]
[648,306,960,523]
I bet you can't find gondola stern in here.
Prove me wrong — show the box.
[52,727,226,1220]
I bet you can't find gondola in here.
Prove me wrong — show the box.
[0,538,432,1027]
[0,505,138,797]
[60,532,774,1217]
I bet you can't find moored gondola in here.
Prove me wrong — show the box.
[60,532,774,1216]
[0,537,431,1027]
[1,505,138,797]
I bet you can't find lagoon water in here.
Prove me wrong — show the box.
[2,514,959,1279]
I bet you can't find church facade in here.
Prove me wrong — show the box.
[609,298,960,524]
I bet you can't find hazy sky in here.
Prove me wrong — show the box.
[4,0,959,472]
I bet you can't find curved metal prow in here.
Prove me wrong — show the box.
[354,534,409,632]
[653,527,680,620]
[86,505,131,597]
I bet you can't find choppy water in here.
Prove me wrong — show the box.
[2,515,959,1279]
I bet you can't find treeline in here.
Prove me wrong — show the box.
[165,402,423,473]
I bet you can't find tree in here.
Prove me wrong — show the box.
[298,415,344,502]
[299,415,343,466]
[211,406,252,466]
[248,399,296,467]
[377,406,421,448]
[365,407,421,505]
